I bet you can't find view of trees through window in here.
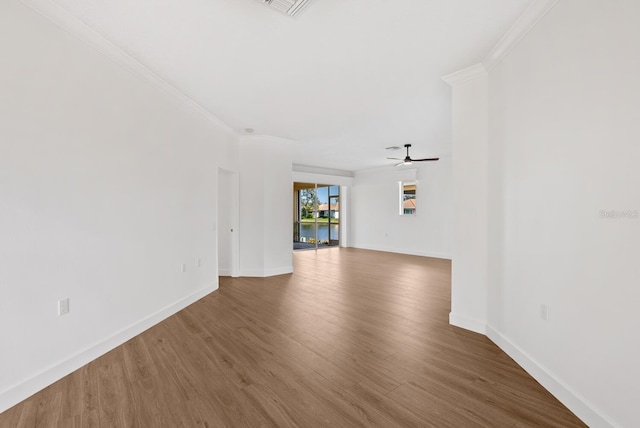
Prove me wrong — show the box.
[294,183,340,250]
[299,188,319,220]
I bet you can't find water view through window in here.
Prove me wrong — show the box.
[293,183,339,250]
[298,223,339,243]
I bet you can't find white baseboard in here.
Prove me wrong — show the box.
[264,265,293,277]
[0,285,217,414]
[350,243,452,260]
[448,312,487,334]
[486,325,618,428]
[218,268,233,276]
[240,266,293,277]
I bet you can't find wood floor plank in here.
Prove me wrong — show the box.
[0,248,587,427]
[343,380,433,428]
[296,371,409,428]
[387,381,516,428]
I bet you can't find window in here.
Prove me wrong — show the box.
[293,182,340,250]
[400,182,416,215]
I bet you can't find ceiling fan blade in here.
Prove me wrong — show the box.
[394,162,405,167]
[413,158,440,162]
[387,157,403,160]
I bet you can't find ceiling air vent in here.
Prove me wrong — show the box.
[261,0,312,17]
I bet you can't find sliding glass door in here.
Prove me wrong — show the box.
[293,183,340,250]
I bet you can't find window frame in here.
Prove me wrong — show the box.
[399,181,417,216]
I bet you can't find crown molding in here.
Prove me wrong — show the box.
[482,0,560,71]
[442,0,560,83]
[442,63,488,86]
[19,0,237,136]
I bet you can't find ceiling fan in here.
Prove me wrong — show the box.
[387,144,439,167]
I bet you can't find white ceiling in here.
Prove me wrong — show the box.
[49,0,531,172]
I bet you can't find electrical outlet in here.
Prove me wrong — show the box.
[181,263,187,273]
[540,304,549,321]
[58,298,70,316]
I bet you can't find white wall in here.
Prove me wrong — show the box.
[350,159,453,259]
[488,2,640,426]
[0,0,237,412]
[239,136,293,276]
[446,1,640,426]
[447,69,489,334]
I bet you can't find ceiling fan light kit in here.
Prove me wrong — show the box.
[387,144,439,167]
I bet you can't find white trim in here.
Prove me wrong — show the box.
[240,266,294,278]
[442,0,560,81]
[442,63,488,86]
[486,325,618,428]
[448,312,486,335]
[264,266,294,277]
[0,284,217,413]
[293,164,354,178]
[217,269,233,277]
[482,0,560,71]
[19,0,236,136]
[292,171,354,187]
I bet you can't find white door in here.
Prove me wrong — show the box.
[217,168,239,277]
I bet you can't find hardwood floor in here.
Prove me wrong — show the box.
[1,248,586,427]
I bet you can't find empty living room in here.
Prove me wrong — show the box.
[1,0,638,427]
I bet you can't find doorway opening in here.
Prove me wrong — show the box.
[293,182,340,250]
